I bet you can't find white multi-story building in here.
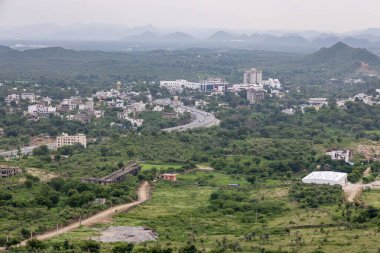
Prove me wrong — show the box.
[308,98,328,106]
[199,78,229,92]
[94,89,121,100]
[115,99,124,108]
[60,98,79,111]
[336,98,355,108]
[282,108,295,115]
[5,94,20,105]
[326,149,352,163]
[262,78,281,89]
[247,88,265,104]
[153,105,164,112]
[78,100,95,111]
[244,68,263,84]
[94,110,104,118]
[21,93,37,102]
[118,102,146,118]
[28,104,56,115]
[56,133,87,148]
[160,80,200,92]
[229,83,263,92]
[41,96,52,105]
[126,117,144,128]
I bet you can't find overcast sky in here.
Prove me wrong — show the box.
[0,0,379,32]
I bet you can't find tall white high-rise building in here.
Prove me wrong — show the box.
[244,68,263,84]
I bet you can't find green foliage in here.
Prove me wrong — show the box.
[80,240,100,253]
[26,238,46,250]
[289,183,343,208]
[32,145,50,156]
[0,174,138,240]
[112,243,134,253]
[207,189,286,220]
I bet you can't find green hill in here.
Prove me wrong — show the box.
[301,42,380,74]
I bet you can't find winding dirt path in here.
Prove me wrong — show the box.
[18,181,150,246]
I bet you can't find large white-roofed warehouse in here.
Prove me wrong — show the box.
[302,171,348,187]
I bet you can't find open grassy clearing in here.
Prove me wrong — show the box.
[360,189,380,208]
[44,171,380,252]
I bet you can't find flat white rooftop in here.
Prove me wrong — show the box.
[302,171,347,182]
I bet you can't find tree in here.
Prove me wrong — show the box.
[54,154,62,165]
[112,243,134,253]
[117,161,124,169]
[246,175,256,184]
[27,239,45,250]
[100,147,108,157]
[80,240,100,253]
[252,157,261,166]
[179,244,199,253]
[32,145,50,156]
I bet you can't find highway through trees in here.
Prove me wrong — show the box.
[0,143,56,158]
[162,105,220,132]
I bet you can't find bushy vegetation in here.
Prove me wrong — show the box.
[206,189,287,222]
[289,183,343,208]
[0,174,138,246]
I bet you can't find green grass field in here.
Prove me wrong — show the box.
[360,189,380,208]
[48,171,380,252]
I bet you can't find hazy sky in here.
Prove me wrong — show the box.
[0,0,379,32]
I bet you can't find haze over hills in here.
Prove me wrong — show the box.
[2,23,380,54]
[0,42,377,85]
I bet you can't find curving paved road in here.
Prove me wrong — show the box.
[160,103,220,132]
[0,143,56,158]
[17,181,150,246]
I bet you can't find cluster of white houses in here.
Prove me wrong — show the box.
[5,93,38,105]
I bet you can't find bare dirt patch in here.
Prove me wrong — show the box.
[26,168,59,182]
[196,165,214,171]
[343,183,363,203]
[356,144,380,160]
[18,182,150,246]
[29,136,55,146]
[92,226,158,243]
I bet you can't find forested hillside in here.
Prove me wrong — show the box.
[0,43,378,89]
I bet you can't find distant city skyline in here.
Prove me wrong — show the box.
[0,0,380,32]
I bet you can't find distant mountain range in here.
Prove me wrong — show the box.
[121,31,195,42]
[2,23,380,54]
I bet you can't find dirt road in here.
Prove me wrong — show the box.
[343,183,362,203]
[18,181,150,246]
